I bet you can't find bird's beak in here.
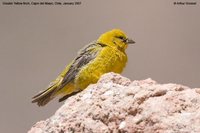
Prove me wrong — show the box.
[126,38,135,44]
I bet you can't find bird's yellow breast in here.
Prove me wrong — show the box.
[75,46,127,90]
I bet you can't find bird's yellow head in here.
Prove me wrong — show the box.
[97,29,135,52]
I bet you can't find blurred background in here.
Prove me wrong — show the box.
[0,0,199,132]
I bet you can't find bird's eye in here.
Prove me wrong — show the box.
[116,36,127,42]
[117,36,125,40]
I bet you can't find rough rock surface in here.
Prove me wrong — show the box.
[29,73,200,133]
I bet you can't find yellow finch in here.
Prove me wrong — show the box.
[32,29,135,106]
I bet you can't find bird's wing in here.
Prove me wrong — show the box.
[59,42,106,89]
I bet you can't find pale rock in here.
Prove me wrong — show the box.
[28,72,200,133]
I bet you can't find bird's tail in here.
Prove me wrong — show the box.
[32,85,57,106]
[32,78,62,106]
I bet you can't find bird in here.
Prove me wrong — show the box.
[32,29,135,106]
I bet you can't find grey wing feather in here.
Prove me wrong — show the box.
[59,42,106,89]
